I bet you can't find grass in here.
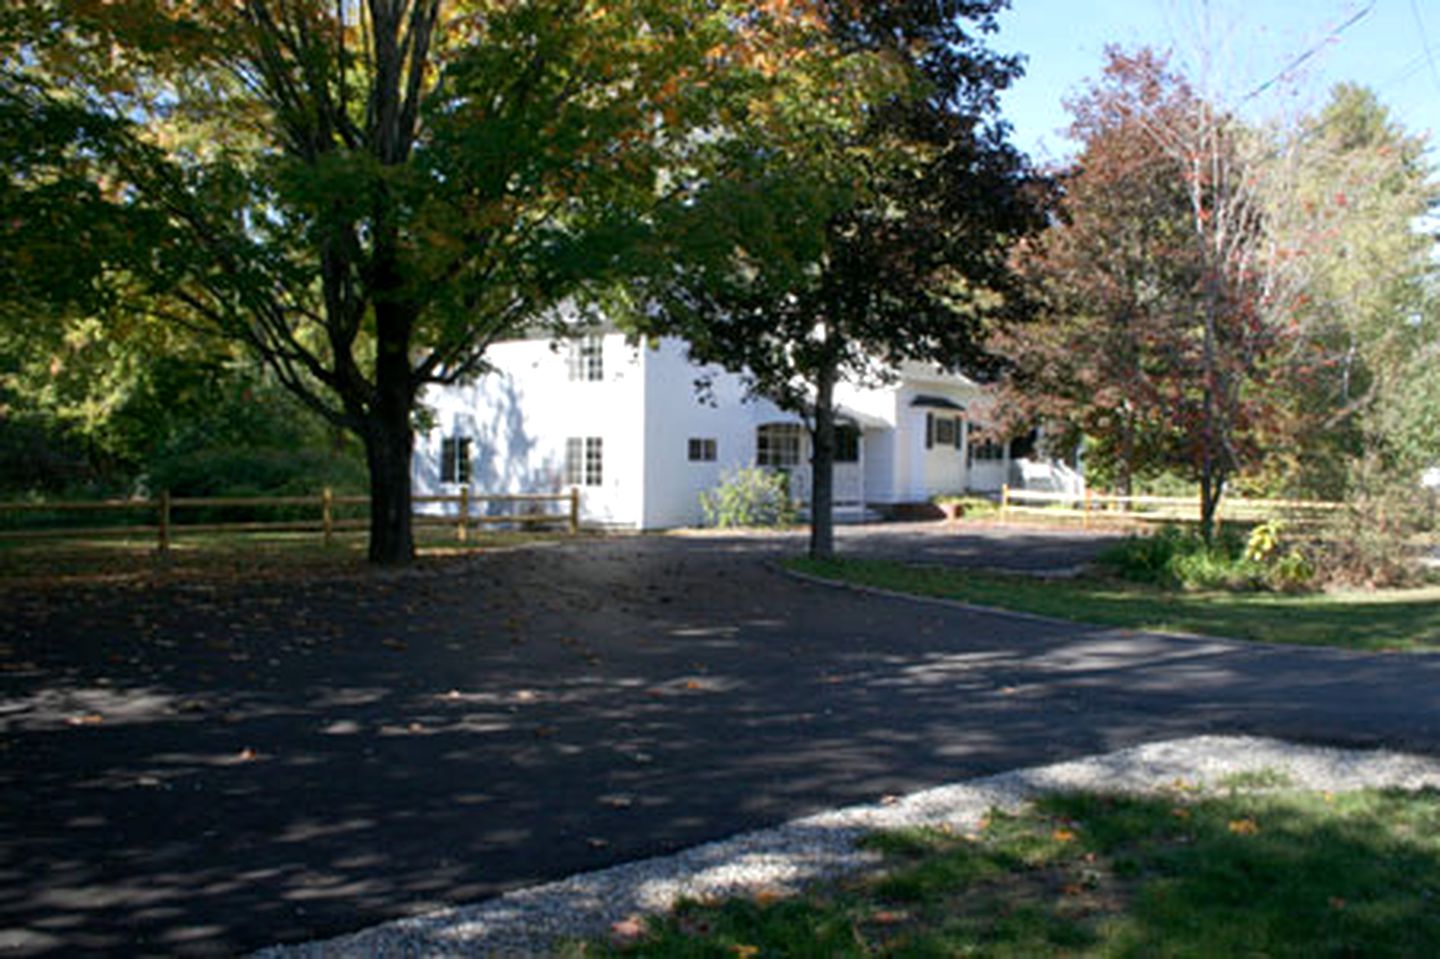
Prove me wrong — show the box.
[574,784,1440,957]
[0,527,577,588]
[786,557,1440,652]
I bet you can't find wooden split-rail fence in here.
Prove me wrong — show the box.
[998,485,1343,531]
[0,487,581,551]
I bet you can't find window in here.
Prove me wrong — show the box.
[565,436,603,486]
[756,423,803,468]
[835,425,860,463]
[969,438,1005,463]
[688,437,717,462]
[567,334,604,381]
[440,436,472,484]
[926,414,963,450]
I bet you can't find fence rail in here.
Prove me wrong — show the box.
[998,485,1343,530]
[0,487,581,551]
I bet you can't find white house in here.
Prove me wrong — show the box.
[413,331,1074,528]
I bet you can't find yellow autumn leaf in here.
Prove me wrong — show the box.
[1228,818,1260,835]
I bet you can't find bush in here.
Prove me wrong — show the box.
[699,467,796,529]
[1099,523,1314,593]
[145,447,368,524]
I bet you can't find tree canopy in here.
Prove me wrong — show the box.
[2,0,886,561]
[996,47,1436,538]
[632,0,1044,558]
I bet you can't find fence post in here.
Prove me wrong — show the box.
[458,486,470,543]
[158,489,171,555]
[1000,483,1009,522]
[569,486,580,535]
[322,487,334,548]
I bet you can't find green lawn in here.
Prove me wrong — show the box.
[576,783,1440,957]
[787,557,1440,652]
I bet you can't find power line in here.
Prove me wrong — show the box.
[1408,0,1440,97]
[1241,1,1376,102]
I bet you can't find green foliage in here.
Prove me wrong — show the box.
[698,467,796,530]
[1269,85,1438,501]
[1099,525,1316,593]
[4,0,883,563]
[632,1,1044,559]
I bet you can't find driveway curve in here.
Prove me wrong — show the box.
[2,528,1437,956]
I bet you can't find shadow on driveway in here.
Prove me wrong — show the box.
[2,532,1437,955]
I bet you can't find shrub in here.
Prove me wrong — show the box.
[1099,523,1314,592]
[699,467,796,529]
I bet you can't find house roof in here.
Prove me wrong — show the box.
[910,394,967,412]
[836,405,889,430]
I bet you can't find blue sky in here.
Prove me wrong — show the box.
[990,0,1440,164]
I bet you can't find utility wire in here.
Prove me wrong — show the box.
[1241,1,1376,102]
[1408,0,1440,97]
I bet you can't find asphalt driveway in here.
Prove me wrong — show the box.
[3,528,1438,956]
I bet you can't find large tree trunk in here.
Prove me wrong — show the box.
[363,409,414,565]
[808,360,838,560]
[365,299,417,565]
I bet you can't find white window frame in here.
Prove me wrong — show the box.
[565,436,603,486]
[756,423,803,468]
[567,334,604,382]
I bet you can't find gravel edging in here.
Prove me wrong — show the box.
[252,735,1440,958]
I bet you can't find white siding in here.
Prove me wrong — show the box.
[639,339,791,528]
[414,334,647,527]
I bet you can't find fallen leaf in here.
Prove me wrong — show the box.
[683,679,702,690]
[732,946,759,959]
[237,747,258,761]
[868,909,908,925]
[67,714,104,726]
[586,837,610,849]
[609,915,647,944]
[1228,818,1260,835]
[1329,896,1346,910]
[1052,828,1077,843]
[1171,807,1191,820]
[879,794,901,806]
[753,887,784,906]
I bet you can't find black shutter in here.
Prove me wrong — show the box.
[925,413,934,449]
[953,417,963,449]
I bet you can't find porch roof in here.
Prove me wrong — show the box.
[909,394,966,412]
[836,405,889,430]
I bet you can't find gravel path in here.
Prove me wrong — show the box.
[254,735,1440,957]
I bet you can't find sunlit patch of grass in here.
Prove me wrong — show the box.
[786,557,1440,651]
[574,786,1440,957]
